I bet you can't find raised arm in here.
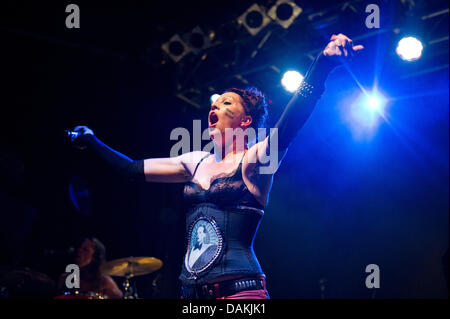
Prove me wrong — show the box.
[273,33,364,152]
[243,34,364,203]
[71,126,205,183]
[247,33,364,170]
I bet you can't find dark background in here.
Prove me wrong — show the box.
[0,0,448,298]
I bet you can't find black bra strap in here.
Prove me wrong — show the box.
[192,153,211,178]
[239,151,246,166]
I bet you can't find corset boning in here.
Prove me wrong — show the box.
[179,203,264,286]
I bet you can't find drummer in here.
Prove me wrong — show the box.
[57,237,123,299]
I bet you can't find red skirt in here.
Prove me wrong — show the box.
[217,289,269,299]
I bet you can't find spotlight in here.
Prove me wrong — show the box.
[396,36,423,61]
[350,90,387,129]
[363,90,387,114]
[210,94,220,104]
[238,4,271,36]
[366,95,385,112]
[183,26,211,55]
[268,0,303,29]
[281,70,304,92]
[161,34,191,63]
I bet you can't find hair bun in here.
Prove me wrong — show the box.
[225,87,269,129]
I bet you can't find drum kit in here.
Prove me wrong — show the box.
[99,256,163,299]
[0,256,163,300]
[0,267,56,299]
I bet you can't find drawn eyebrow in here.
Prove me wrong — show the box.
[212,95,234,105]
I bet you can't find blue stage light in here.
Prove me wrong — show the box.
[281,70,304,93]
[365,92,387,114]
[367,95,383,112]
[396,37,423,61]
[346,90,388,136]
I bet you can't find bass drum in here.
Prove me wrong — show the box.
[54,290,106,299]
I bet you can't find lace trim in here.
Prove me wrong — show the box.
[190,152,246,191]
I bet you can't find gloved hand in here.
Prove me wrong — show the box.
[67,125,144,180]
[69,125,94,149]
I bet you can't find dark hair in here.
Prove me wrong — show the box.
[78,237,106,276]
[68,237,106,290]
[224,87,269,130]
[87,237,106,270]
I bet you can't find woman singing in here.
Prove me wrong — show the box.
[70,34,363,299]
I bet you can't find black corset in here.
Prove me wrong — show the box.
[180,153,265,286]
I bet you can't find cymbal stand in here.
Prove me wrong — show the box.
[122,263,138,299]
[123,275,138,299]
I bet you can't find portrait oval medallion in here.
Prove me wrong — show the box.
[185,216,224,275]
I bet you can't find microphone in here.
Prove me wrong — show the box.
[64,130,80,140]
[64,130,86,150]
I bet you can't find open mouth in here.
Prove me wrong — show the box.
[209,112,219,127]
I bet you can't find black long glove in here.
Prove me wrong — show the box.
[71,126,145,181]
[273,52,338,151]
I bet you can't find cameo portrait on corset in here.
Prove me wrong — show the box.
[185,217,223,273]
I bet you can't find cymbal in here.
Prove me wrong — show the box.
[100,257,163,277]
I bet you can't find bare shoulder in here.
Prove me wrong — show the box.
[102,275,117,287]
[100,275,123,299]
[100,274,120,291]
[178,151,211,176]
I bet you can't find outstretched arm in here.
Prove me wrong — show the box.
[72,126,206,183]
[79,132,146,180]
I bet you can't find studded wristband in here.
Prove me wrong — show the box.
[295,81,316,99]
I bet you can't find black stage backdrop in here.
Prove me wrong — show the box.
[0,0,448,299]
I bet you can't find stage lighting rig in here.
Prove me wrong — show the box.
[268,0,303,29]
[161,34,191,63]
[237,3,271,36]
[183,26,212,55]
